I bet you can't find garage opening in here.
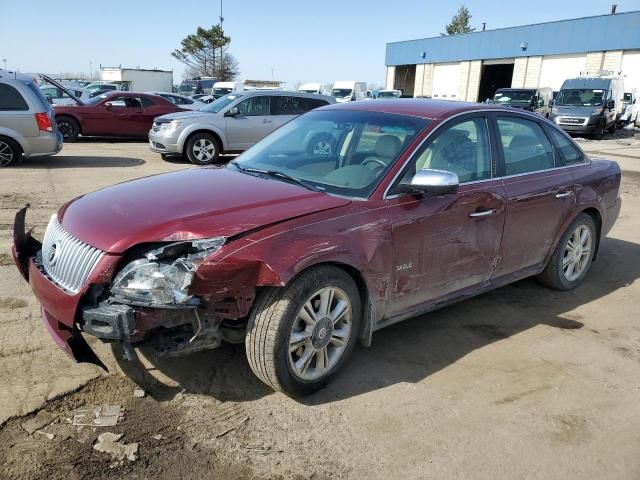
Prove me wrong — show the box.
[478,63,514,102]
[394,65,416,97]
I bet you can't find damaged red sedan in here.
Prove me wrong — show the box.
[13,100,621,396]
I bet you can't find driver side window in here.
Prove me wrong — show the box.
[404,116,491,184]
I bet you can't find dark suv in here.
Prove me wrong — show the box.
[0,70,62,166]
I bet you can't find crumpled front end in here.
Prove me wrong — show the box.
[12,206,255,369]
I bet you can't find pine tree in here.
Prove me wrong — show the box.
[443,6,475,35]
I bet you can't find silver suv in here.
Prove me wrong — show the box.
[0,70,62,167]
[149,90,335,164]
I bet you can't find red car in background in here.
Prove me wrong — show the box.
[54,92,184,141]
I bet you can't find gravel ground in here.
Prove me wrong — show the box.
[1,131,639,479]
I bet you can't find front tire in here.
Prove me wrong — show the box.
[185,133,220,165]
[246,266,361,396]
[56,116,79,142]
[537,213,597,290]
[0,136,22,167]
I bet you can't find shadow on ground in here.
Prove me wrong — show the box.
[114,236,640,405]
[20,155,145,168]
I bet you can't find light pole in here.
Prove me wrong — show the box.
[89,61,93,80]
[2,59,6,71]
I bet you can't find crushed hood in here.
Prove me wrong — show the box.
[58,167,351,253]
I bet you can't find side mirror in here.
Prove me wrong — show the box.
[537,98,545,107]
[549,99,554,107]
[401,169,459,195]
[104,102,113,109]
[225,107,240,117]
[607,99,615,109]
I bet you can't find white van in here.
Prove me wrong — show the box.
[331,81,368,103]
[212,81,242,96]
[298,83,331,95]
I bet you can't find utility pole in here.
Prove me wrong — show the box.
[219,0,224,79]
[89,61,93,80]
[2,59,6,71]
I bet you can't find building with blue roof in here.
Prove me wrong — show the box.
[384,10,640,101]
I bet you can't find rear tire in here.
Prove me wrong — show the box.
[0,136,22,167]
[56,116,80,142]
[185,133,220,165]
[245,266,361,396]
[537,213,597,290]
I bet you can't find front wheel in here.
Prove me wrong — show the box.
[185,133,220,165]
[537,213,597,290]
[246,266,361,396]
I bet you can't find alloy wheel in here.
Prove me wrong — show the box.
[58,120,74,139]
[192,139,216,162]
[562,224,592,281]
[0,140,14,166]
[288,286,352,381]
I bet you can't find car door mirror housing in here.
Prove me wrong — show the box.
[407,169,459,195]
[607,99,615,109]
[104,102,113,109]
[225,107,240,117]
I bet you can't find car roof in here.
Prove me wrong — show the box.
[0,69,37,85]
[241,90,334,101]
[321,99,491,119]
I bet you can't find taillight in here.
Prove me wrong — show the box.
[35,112,53,132]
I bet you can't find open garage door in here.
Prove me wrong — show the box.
[432,63,460,100]
[539,54,586,91]
[477,61,514,103]
[622,50,640,93]
[394,65,416,97]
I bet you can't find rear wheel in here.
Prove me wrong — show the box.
[185,133,220,165]
[0,136,22,167]
[537,213,597,290]
[57,116,80,142]
[246,266,361,396]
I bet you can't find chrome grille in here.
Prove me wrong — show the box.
[41,215,104,294]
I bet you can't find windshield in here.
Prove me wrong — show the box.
[201,93,244,113]
[83,94,111,106]
[331,89,352,99]
[493,90,533,104]
[213,87,233,95]
[378,91,399,98]
[230,110,429,199]
[556,89,605,106]
[299,89,318,94]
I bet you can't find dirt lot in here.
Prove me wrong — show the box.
[1,132,639,479]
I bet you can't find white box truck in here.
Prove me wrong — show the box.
[99,67,173,92]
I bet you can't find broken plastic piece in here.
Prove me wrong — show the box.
[73,405,122,427]
[93,432,139,462]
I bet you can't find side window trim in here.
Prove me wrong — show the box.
[387,113,493,195]
[543,123,587,167]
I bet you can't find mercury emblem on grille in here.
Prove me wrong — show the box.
[48,242,59,266]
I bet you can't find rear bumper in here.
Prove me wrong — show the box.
[24,131,63,158]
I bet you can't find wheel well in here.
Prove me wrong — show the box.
[185,129,223,153]
[582,207,602,260]
[56,114,81,134]
[0,135,23,155]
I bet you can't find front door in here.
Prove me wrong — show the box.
[385,115,506,316]
[226,95,273,150]
[491,114,575,277]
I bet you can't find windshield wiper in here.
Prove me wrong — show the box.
[230,161,323,192]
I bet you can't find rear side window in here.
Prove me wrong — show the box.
[548,128,585,165]
[302,97,329,111]
[140,97,155,108]
[271,96,307,115]
[497,117,555,175]
[0,83,29,111]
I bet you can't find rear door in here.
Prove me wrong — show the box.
[386,114,507,315]
[225,95,273,150]
[491,113,575,278]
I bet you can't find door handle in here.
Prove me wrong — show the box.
[469,209,496,218]
[262,118,272,124]
[555,191,573,199]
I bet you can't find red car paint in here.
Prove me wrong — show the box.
[54,92,183,138]
[13,99,622,365]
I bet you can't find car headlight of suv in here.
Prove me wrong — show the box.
[110,237,225,306]
[159,121,182,131]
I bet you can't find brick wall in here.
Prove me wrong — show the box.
[385,67,395,90]
[603,50,623,72]
[585,52,604,72]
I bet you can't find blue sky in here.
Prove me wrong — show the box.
[1,0,638,87]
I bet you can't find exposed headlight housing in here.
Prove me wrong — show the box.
[592,107,604,115]
[110,237,225,306]
[551,106,559,114]
[159,120,182,131]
